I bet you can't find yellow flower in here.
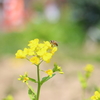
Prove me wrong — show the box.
[42,53,52,63]
[91,95,97,100]
[51,47,57,54]
[45,69,53,77]
[23,77,29,83]
[84,64,94,72]
[36,48,46,56]
[95,91,100,98]
[56,66,64,74]
[28,38,39,49]
[30,56,40,65]
[24,48,35,56]
[18,72,29,83]
[15,50,26,58]
[44,41,52,49]
[91,91,100,100]
[37,43,45,49]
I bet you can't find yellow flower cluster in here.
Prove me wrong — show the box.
[91,91,100,100]
[84,64,94,72]
[18,72,29,83]
[44,64,64,77]
[15,39,57,65]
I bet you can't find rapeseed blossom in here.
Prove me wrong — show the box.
[15,50,27,59]
[15,39,58,65]
[16,39,63,100]
[18,72,29,83]
[84,64,94,72]
[84,64,94,79]
[30,56,40,65]
[91,91,100,100]
[45,69,53,77]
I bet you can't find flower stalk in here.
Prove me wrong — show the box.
[36,64,41,100]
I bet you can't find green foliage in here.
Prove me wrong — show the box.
[1,7,100,62]
[53,63,64,74]
[29,77,37,83]
[0,8,85,56]
[28,85,36,100]
[40,74,55,85]
[69,0,100,30]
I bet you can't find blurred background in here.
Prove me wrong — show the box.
[1,0,100,100]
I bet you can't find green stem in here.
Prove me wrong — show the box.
[36,65,41,100]
[82,88,86,100]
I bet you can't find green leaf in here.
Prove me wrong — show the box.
[28,85,36,100]
[53,63,58,72]
[29,77,37,83]
[40,74,55,85]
